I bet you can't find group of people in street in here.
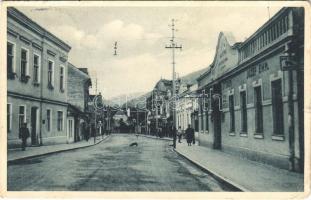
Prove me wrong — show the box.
[177,125,195,146]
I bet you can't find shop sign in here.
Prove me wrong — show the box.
[247,62,269,78]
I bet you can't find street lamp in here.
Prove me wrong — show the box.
[212,94,223,112]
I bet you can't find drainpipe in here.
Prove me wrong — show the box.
[39,33,45,146]
[288,61,295,171]
[288,9,300,172]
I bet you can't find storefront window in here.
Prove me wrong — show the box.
[271,79,284,135]
[229,95,235,132]
[254,86,263,133]
[240,91,247,133]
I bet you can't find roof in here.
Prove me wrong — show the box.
[238,7,287,49]
[8,7,71,52]
[68,62,91,80]
[79,68,89,75]
[222,31,237,46]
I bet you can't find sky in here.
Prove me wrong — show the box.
[18,5,281,99]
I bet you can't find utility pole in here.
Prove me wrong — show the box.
[165,19,182,137]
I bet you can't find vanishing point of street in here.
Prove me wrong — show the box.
[8,134,235,191]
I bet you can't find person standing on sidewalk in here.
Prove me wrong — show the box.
[172,125,177,148]
[185,124,194,146]
[177,126,182,143]
[19,122,30,151]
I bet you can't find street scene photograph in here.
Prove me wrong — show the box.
[5,2,306,194]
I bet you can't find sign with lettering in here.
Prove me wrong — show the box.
[212,32,239,79]
[247,62,269,78]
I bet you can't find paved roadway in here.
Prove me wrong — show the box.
[8,134,235,191]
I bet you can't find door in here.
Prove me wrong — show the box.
[67,118,74,143]
[31,107,38,145]
[212,84,222,149]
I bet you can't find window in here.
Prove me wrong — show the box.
[229,95,235,132]
[277,21,282,37]
[68,119,73,138]
[284,15,289,31]
[200,99,204,131]
[240,91,247,133]
[47,109,51,132]
[20,49,29,81]
[254,86,263,133]
[7,42,15,78]
[60,66,64,92]
[18,105,26,129]
[57,111,63,131]
[157,105,160,115]
[48,60,54,89]
[271,79,284,135]
[205,97,209,131]
[7,104,12,132]
[33,54,40,84]
[281,18,285,34]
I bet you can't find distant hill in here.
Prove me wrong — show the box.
[106,92,147,107]
[122,91,151,109]
[105,67,208,108]
[179,67,207,85]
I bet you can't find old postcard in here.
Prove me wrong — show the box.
[0,1,310,199]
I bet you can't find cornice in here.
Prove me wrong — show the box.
[7,7,71,52]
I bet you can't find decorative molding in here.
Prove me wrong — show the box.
[272,135,285,141]
[47,50,56,57]
[32,42,42,51]
[239,83,246,92]
[19,35,31,45]
[240,133,248,137]
[262,99,272,106]
[254,134,264,139]
[7,91,68,106]
[247,103,254,109]
[270,70,283,82]
[252,79,262,87]
[59,56,67,63]
[8,8,71,52]
[7,29,18,38]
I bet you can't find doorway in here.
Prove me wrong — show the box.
[31,107,38,145]
[212,83,222,149]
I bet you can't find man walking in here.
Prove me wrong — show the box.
[19,122,30,151]
[177,126,182,143]
[185,124,194,146]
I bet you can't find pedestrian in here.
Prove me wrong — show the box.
[177,126,182,143]
[185,124,194,146]
[19,122,30,151]
[172,125,177,148]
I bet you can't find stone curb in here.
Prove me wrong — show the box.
[173,148,249,192]
[8,135,111,164]
[139,134,173,141]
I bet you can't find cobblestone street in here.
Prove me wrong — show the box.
[8,134,235,191]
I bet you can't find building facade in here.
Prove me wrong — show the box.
[146,79,174,135]
[7,8,71,148]
[67,64,92,143]
[176,83,199,133]
[196,7,304,172]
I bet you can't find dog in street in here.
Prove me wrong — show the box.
[129,142,138,147]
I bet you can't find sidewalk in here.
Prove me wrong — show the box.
[175,142,304,192]
[8,135,110,163]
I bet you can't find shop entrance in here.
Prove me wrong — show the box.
[212,83,222,149]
